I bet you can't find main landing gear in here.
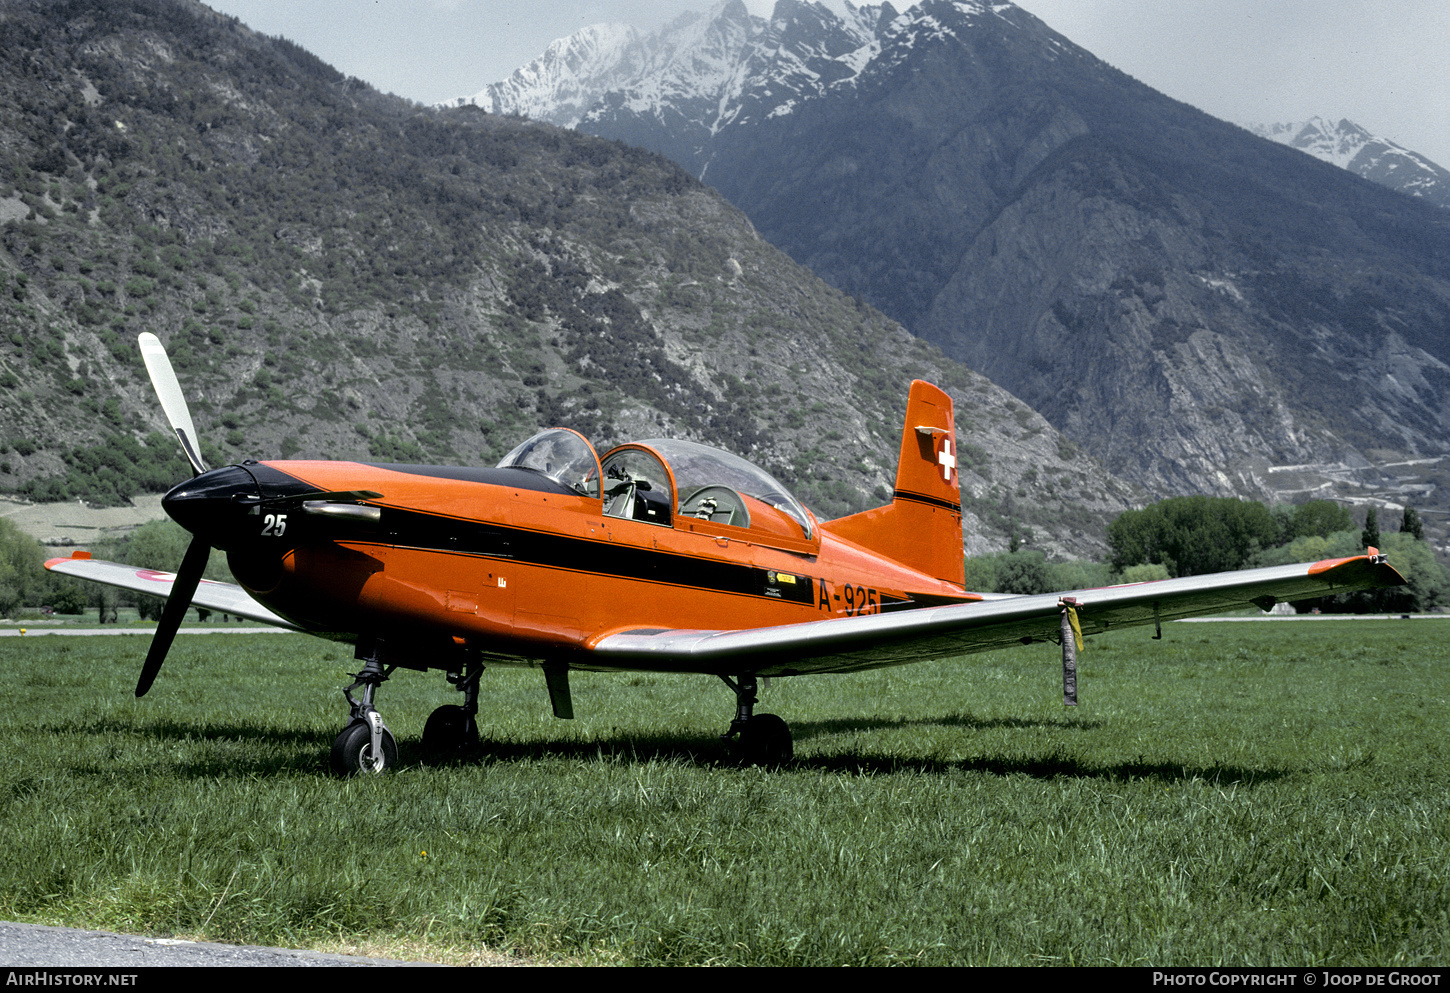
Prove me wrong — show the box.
[720,674,793,767]
[422,658,484,761]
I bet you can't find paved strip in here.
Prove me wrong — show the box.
[1177,614,1449,622]
[3,616,1444,638]
[0,627,295,637]
[0,921,431,967]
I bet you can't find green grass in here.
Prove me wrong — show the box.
[0,623,1445,965]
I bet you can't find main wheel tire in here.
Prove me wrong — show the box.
[330,720,398,776]
[422,704,478,761]
[737,713,793,767]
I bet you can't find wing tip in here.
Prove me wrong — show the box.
[1308,551,1408,587]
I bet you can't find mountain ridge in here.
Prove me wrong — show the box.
[459,0,1450,549]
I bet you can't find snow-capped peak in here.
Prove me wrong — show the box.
[1248,116,1375,170]
[1246,116,1450,209]
[443,1,1092,183]
[447,2,1027,139]
[446,21,645,128]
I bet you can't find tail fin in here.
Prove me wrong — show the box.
[825,380,964,586]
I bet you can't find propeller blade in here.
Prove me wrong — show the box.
[136,535,210,698]
[138,332,208,476]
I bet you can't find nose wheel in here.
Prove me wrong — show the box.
[331,655,397,776]
[331,714,397,775]
[720,674,793,767]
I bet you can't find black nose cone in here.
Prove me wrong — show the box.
[161,464,261,551]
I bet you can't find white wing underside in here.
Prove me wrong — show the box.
[46,556,302,630]
[47,553,1402,675]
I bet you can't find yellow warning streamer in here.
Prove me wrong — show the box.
[1065,603,1084,653]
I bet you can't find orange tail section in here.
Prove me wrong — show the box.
[825,380,964,587]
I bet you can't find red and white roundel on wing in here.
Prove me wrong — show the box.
[937,435,956,482]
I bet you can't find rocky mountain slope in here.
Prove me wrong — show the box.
[467,0,1450,547]
[0,0,1136,558]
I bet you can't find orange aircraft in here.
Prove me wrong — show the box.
[47,334,1406,775]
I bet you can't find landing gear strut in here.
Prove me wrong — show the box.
[720,674,793,767]
[423,657,484,761]
[331,654,398,776]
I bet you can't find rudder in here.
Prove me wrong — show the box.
[825,381,964,587]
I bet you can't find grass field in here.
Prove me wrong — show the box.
[0,622,1445,966]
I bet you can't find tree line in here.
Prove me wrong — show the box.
[972,497,1446,614]
[0,517,229,620]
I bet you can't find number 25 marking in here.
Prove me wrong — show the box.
[261,513,288,537]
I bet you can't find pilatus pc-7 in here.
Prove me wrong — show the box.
[47,334,1405,774]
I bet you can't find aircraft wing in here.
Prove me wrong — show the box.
[590,554,1407,676]
[45,553,304,630]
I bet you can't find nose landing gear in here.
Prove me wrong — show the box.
[331,654,397,776]
[329,644,487,775]
[330,711,397,775]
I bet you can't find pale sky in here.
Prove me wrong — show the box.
[201,0,1450,167]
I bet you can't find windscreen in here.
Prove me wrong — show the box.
[496,429,601,498]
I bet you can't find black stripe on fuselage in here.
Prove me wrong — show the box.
[252,462,574,500]
[370,507,819,607]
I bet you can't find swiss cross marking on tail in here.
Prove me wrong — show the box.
[938,437,956,482]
